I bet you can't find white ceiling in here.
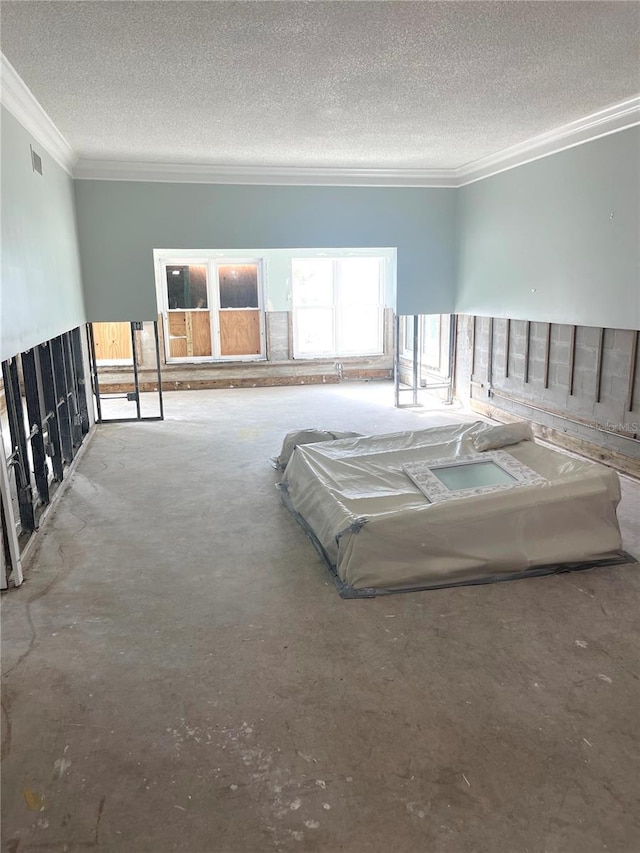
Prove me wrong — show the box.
[1,1,639,171]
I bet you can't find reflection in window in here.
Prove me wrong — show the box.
[218,264,259,309]
[166,265,208,309]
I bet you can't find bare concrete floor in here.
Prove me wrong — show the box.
[2,383,639,853]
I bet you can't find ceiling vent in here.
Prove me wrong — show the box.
[30,145,42,175]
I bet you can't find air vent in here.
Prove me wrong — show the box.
[30,145,42,175]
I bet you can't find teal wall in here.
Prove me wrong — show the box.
[4,102,636,353]
[73,182,456,321]
[1,107,85,360]
[457,128,640,331]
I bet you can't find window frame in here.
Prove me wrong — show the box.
[156,255,266,364]
[291,256,384,360]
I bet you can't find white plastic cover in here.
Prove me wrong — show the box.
[274,429,362,471]
[281,422,623,592]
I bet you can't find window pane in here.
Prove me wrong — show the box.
[404,317,415,352]
[292,259,334,306]
[295,308,334,356]
[422,315,441,367]
[166,265,208,309]
[338,258,380,305]
[339,306,382,354]
[218,264,259,309]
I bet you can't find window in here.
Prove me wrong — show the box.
[166,265,208,310]
[292,257,383,358]
[158,257,265,362]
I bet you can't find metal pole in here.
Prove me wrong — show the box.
[446,314,457,405]
[87,324,103,423]
[487,317,494,396]
[130,323,142,420]
[412,314,419,406]
[568,325,576,396]
[523,320,531,384]
[626,330,638,414]
[505,318,511,378]
[153,321,165,420]
[543,323,552,389]
[393,314,400,408]
[595,327,605,404]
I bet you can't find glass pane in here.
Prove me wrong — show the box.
[339,306,382,354]
[421,315,441,367]
[218,264,259,309]
[404,317,415,352]
[433,461,516,491]
[338,258,381,304]
[295,308,334,356]
[166,265,208,310]
[292,259,334,306]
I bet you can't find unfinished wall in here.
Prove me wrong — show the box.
[456,127,640,331]
[74,182,456,321]
[120,307,395,389]
[456,315,640,474]
[1,106,85,360]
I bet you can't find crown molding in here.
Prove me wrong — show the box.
[74,94,640,186]
[1,53,77,175]
[2,52,637,187]
[456,95,640,186]
[72,159,459,187]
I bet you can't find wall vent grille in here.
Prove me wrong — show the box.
[30,145,42,175]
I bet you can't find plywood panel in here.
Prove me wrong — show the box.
[92,322,132,361]
[219,310,261,356]
[191,312,212,356]
[168,312,187,358]
[168,311,212,358]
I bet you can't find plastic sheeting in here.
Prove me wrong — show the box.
[273,429,362,471]
[279,422,628,596]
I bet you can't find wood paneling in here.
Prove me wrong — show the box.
[168,311,211,358]
[219,310,261,356]
[92,322,132,361]
[191,312,212,356]
[168,312,187,358]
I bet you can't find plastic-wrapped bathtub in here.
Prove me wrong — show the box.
[277,422,633,597]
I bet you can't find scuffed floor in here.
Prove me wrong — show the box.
[2,383,639,853]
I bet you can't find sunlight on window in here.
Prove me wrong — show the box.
[292,257,383,358]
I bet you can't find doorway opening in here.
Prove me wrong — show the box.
[394,314,456,407]
[87,321,164,423]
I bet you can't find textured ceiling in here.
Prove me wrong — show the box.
[1,1,639,169]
